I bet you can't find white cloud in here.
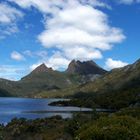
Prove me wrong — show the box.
[23,50,33,57]
[45,52,70,70]
[23,50,48,60]
[105,58,128,69]
[29,48,102,71]
[63,46,102,60]
[8,0,110,14]
[0,3,23,24]
[37,2,125,64]
[30,52,70,70]
[79,0,111,9]
[9,0,125,70]
[0,3,23,38]
[0,65,27,80]
[8,0,64,14]
[38,4,125,50]
[11,51,25,61]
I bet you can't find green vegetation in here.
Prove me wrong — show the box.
[0,88,11,97]
[49,84,140,109]
[0,59,140,100]
[50,69,140,109]
[76,116,140,140]
[37,84,80,98]
[0,60,106,97]
[80,59,140,94]
[38,58,140,101]
[115,107,140,119]
[0,107,140,140]
[0,72,83,97]
[64,107,140,140]
[0,116,72,140]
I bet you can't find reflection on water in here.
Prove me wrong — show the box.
[0,97,91,124]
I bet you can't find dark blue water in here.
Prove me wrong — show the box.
[0,98,91,124]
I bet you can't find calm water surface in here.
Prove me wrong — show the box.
[0,97,91,124]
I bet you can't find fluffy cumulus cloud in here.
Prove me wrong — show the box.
[38,1,125,63]
[38,4,122,50]
[30,52,70,70]
[8,0,125,70]
[105,58,128,69]
[11,51,25,61]
[44,52,70,70]
[63,47,102,60]
[0,3,23,38]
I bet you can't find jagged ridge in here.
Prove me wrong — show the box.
[66,60,107,75]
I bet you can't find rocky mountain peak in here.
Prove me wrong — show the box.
[31,63,53,74]
[66,60,107,75]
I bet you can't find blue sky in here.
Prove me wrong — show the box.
[0,0,140,80]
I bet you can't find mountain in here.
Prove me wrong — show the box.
[0,60,107,97]
[66,60,107,75]
[80,59,140,93]
[0,58,140,100]
[20,63,82,88]
[1,59,140,98]
[19,60,107,96]
[42,59,140,107]
[30,63,53,74]
[10,64,81,97]
[71,59,140,109]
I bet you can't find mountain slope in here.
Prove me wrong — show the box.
[40,58,140,108]
[69,59,140,109]
[0,60,107,97]
[81,59,140,93]
[0,79,16,97]
[0,88,11,97]
[18,70,81,97]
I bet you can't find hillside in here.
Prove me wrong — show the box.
[68,59,140,109]
[1,59,139,100]
[0,88,11,97]
[0,60,106,97]
[81,59,140,93]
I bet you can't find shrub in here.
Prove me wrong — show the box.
[76,116,140,140]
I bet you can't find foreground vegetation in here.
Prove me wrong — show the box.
[0,107,140,140]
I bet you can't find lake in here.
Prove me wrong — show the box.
[0,97,92,124]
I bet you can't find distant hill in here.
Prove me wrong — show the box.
[0,60,107,97]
